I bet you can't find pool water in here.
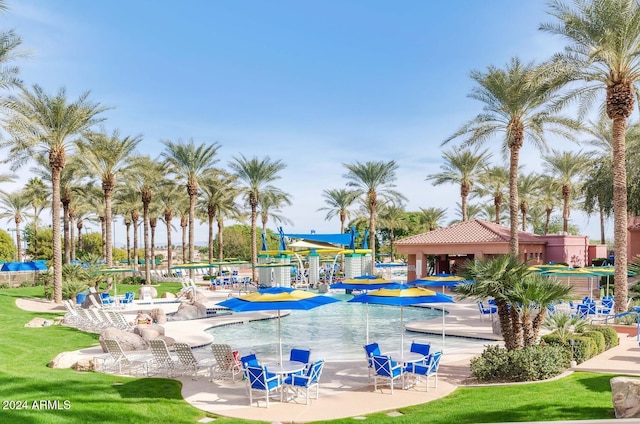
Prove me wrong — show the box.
[206,293,488,361]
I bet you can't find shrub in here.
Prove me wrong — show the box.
[582,331,606,354]
[568,336,597,364]
[0,282,9,289]
[61,279,89,300]
[121,276,145,285]
[470,344,570,382]
[587,325,619,350]
[19,280,35,288]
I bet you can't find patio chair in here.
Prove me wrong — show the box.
[477,301,497,321]
[210,344,242,382]
[240,353,260,379]
[100,292,115,306]
[174,342,216,380]
[364,342,381,379]
[283,359,325,404]
[289,348,311,374]
[120,291,135,306]
[101,339,152,376]
[409,341,431,359]
[372,355,405,394]
[246,365,283,408]
[149,339,180,377]
[406,351,442,391]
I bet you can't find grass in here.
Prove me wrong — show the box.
[0,286,621,423]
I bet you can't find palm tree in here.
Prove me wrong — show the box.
[317,188,358,234]
[542,150,591,234]
[537,175,561,235]
[1,86,107,303]
[541,0,640,313]
[229,155,287,281]
[22,177,49,260]
[128,155,163,284]
[343,160,406,275]
[258,191,293,238]
[76,130,141,267]
[517,172,541,232]
[449,202,483,225]
[417,207,447,232]
[198,173,240,263]
[155,180,186,273]
[444,57,579,257]
[161,139,220,274]
[476,166,509,225]
[377,202,407,262]
[0,190,28,261]
[426,146,491,221]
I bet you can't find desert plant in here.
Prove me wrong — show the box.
[543,312,587,342]
[61,279,89,300]
[586,325,619,350]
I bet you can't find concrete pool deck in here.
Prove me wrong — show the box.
[16,288,640,423]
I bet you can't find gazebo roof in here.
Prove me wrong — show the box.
[396,219,545,245]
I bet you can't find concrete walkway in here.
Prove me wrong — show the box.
[15,289,640,423]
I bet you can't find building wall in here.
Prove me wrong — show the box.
[541,235,589,267]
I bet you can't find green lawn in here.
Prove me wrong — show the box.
[0,286,619,423]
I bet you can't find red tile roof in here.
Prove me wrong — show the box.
[396,219,545,245]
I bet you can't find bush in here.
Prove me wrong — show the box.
[470,344,570,382]
[121,276,145,285]
[568,336,597,364]
[61,279,89,300]
[0,282,9,289]
[582,331,606,354]
[587,325,619,350]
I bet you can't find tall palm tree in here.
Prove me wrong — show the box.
[541,0,640,313]
[517,172,541,232]
[229,155,287,281]
[537,175,561,235]
[417,207,447,232]
[22,177,49,260]
[76,130,141,267]
[1,86,107,303]
[162,139,220,273]
[198,173,240,263]
[542,150,591,233]
[426,146,491,221]
[0,190,28,261]
[155,179,186,273]
[377,202,407,262]
[317,188,358,234]
[444,57,579,257]
[476,166,509,225]
[128,155,163,284]
[448,202,483,225]
[343,160,406,275]
[258,191,293,238]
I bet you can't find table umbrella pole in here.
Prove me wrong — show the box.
[366,302,369,345]
[400,306,404,362]
[441,285,446,352]
[278,310,283,365]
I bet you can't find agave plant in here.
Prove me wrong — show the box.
[542,312,587,343]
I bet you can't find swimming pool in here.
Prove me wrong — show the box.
[206,293,489,361]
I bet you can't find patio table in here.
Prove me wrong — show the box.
[382,351,425,364]
[263,360,306,376]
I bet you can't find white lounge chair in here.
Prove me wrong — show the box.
[173,343,216,380]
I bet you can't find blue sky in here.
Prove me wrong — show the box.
[0,1,610,243]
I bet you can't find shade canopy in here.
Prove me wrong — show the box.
[409,275,473,288]
[0,261,48,271]
[170,263,218,270]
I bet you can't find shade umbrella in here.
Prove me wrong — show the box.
[330,278,404,344]
[540,268,605,296]
[217,287,340,364]
[583,266,636,297]
[408,276,471,350]
[348,287,454,359]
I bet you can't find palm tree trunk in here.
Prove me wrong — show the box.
[599,202,606,245]
[251,206,258,282]
[62,201,71,265]
[510,305,523,349]
[15,221,22,262]
[494,196,501,225]
[33,207,38,260]
[105,190,113,267]
[69,214,76,261]
[166,219,173,274]
[509,146,520,257]
[562,185,570,233]
[217,217,224,261]
[461,184,469,221]
[133,219,139,271]
[369,207,376,276]
[125,221,131,265]
[389,229,395,262]
[544,208,552,235]
[143,203,151,284]
[188,194,195,280]
[496,300,515,350]
[612,116,629,313]
[150,217,157,271]
[208,213,214,265]
[52,167,63,303]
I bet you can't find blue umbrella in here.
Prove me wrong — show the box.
[331,278,405,344]
[349,287,454,358]
[408,276,471,350]
[261,229,268,251]
[217,287,340,363]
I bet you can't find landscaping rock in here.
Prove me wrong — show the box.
[611,376,640,418]
[161,292,176,299]
[138,286,157,300]
[171,301,207,321]
[156,335,175,347]
[72,358,94,372]
[184,290,207,303]
[24,317,53,327]
[134,324,166,341]
[82,293,102,309]
[48,351,80,369]
[149,308,167,324]
[99,327,148,351]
